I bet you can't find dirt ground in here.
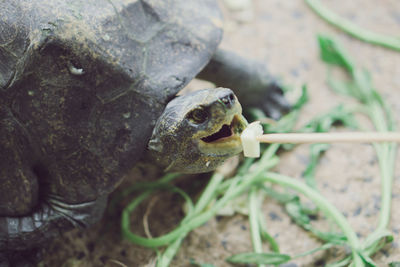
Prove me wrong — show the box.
[40,0,400,266]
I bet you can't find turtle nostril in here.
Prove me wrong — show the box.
[219,93,235,109]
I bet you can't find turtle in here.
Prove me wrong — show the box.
[0,0,289,264]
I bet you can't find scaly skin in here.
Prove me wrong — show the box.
[148,88,248,173]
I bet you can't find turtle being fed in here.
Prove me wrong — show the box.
[0,0,289,263]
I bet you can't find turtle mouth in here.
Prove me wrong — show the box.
[201,115,245,143]
[197,113,247,156]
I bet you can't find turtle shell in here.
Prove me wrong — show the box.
[0,0,223,209]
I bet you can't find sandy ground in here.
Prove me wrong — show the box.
[40,0,400,266]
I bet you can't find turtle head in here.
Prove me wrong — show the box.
[148,88,248,173]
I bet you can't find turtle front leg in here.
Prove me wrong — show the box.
[0,106,108,263]
[197,48,291,119]
[0,196,107,265]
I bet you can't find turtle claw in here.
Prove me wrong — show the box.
[261,83,291,120]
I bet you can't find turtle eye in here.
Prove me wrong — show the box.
[187,107,208,124]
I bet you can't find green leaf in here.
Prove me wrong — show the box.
[297,104,359,188]
[353,69,374,103]
[285,199,311,226]
[318,35,354,73]
[264,85,309,134]
[310,230,346,245]
[257,212,280,252]
[284,196,346,244]
[226,252,291,265]
[327,75,360,99]
[261,185,297,204]
[301,105,358,132]
[362,229,393,250]
[389,262,400,267]
[292,84,309,110]
[359,251,377,267]
[292,243,335,259]
[302,143,330,188]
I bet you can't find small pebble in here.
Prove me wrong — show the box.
[291,10,304,19]
[221,240,228,250]
[391,11,400,25]
[268,211,282,221]
[353,206,362,216]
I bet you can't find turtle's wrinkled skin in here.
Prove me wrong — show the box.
[0,0,289,264]
[149,88,247,173]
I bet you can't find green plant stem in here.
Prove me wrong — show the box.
[368,104,393,226]
[156,237,185,267]
[375,145,395,229]
[209,155,280,214]
[260,172,364,266]
[121,150,280,248]
[157,173,225,267]
[359,95,398,256]
[306,0,400,51]
[364,142,397,257]
[188,173,225,220]
[249,187,265,267]
[257,206,280,253]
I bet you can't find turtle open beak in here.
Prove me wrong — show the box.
[201,115,247,143]
[198,113,248,156]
